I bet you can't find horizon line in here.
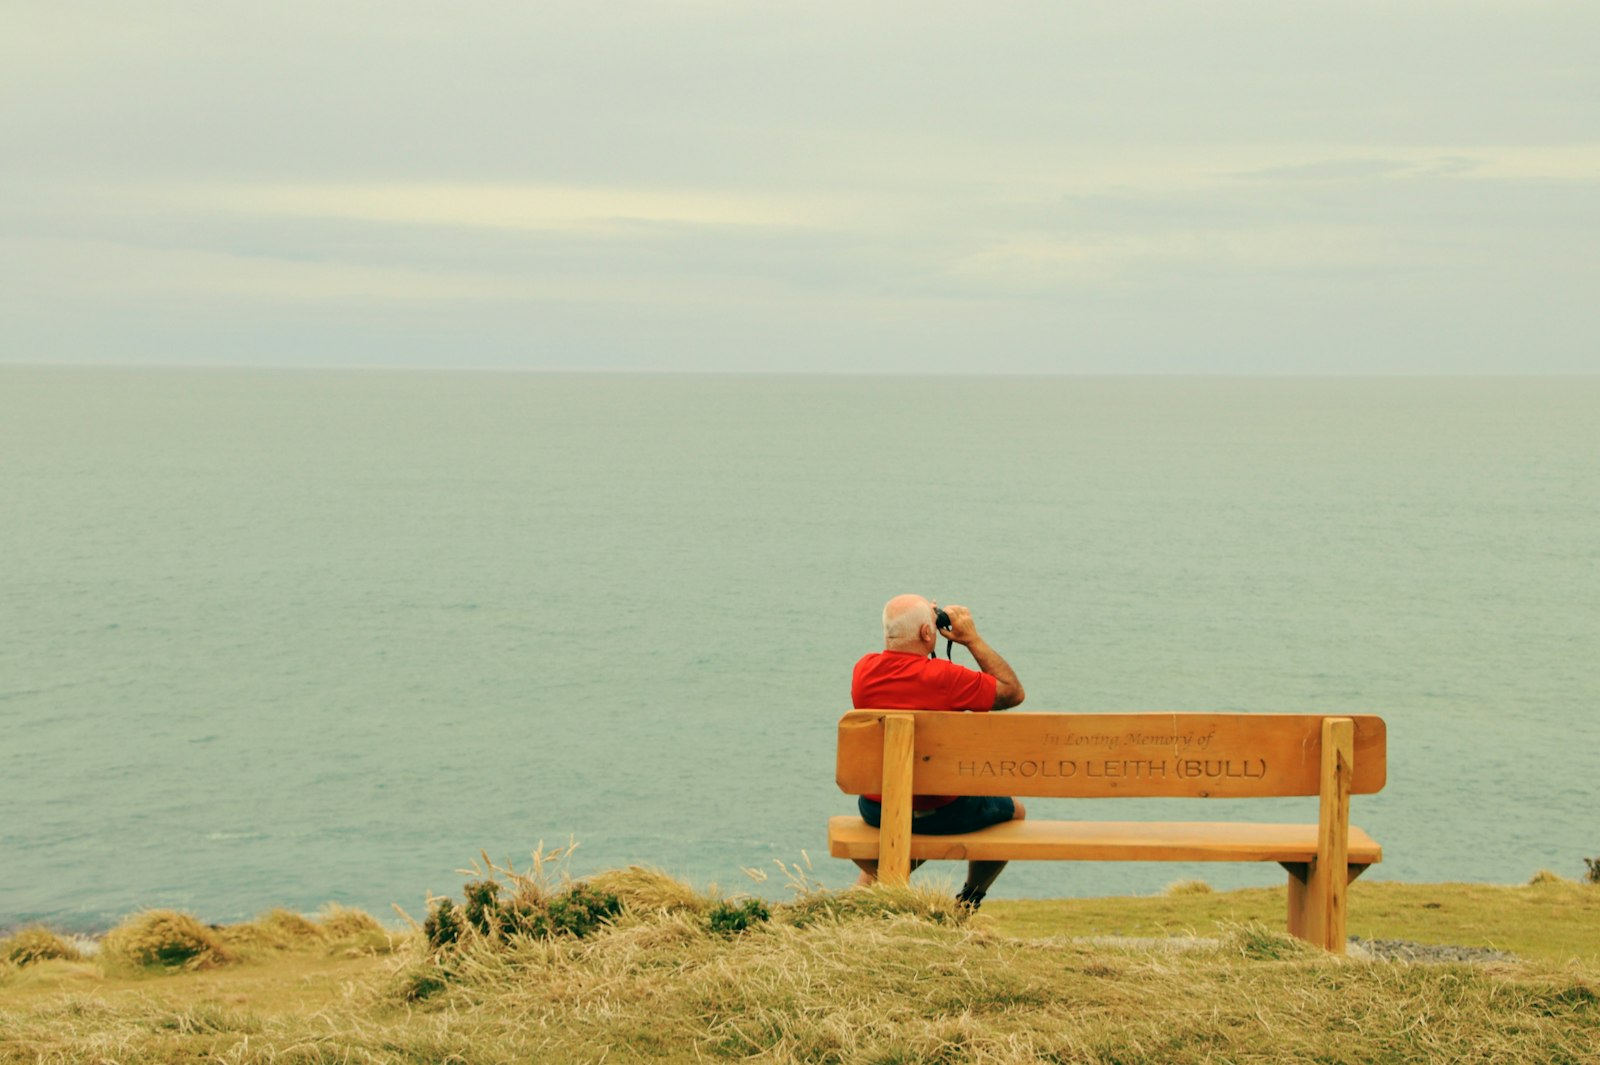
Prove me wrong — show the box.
[3,362,1596,380]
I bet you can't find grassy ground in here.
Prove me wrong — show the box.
[986,877,1600,964]
[3,876,1598,1064]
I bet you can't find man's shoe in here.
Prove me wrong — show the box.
[956,885,986,912]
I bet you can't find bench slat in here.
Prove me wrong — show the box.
[838,711,1386,799]
[827,816,1383,865]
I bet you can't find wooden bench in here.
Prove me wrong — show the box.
[829,710,1386,953]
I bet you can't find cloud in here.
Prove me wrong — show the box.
[3,1,1598,370]
[945,225,1392,294]
[165,183,846,234]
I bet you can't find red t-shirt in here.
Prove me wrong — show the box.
[851,650,997,809]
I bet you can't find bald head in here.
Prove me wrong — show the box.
[882,594,937,652]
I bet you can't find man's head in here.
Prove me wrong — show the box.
[882,593,937,654]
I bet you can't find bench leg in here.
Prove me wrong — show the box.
[877,714,916,887]
[1283,862,1310,941]
[1282,861,1371,948]
[1311,718,1354,954]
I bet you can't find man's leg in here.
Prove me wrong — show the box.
[959,800,1026,904]
[852,858,924,886]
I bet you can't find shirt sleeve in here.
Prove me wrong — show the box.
[939,661,998,712]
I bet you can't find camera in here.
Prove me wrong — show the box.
[931,607,954,660]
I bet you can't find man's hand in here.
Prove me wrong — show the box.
[936,603,1025,710]
[936,603,980,646]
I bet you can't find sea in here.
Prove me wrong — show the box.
[2,368,1596,933]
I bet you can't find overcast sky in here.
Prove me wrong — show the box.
[3,1,1595,373]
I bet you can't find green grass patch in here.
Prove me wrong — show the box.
[985,877,1600,963]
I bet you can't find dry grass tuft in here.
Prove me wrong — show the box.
[1166,878,1214,895]
[315,905,396,955]
[258,907,321,940]
[777,881,968,929]
[215,910,312,956]
[101,910,232,971]
[588,865,712,916]
[193,906,396,961]
[219,908,327,953]
[316,904,384,938]
[1529,868,1571,886]
[1216,920,1315,961]
[2,927,82,966]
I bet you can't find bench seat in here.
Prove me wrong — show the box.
[829,816,1382,866]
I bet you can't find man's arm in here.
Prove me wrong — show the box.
[939,605,1025,710]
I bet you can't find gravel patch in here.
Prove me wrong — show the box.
[1071,935,1221,953]
[1046,935,1517,963]
[1348,937,1516,964]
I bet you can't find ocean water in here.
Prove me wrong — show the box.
[2,368,1596,932]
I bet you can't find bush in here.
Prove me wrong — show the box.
[1584,857,1600,886]
[424,898,463,951]
[102,911,231,970]
[497,891,552,939]
[708,898,770,936]
[394,961,449,1003]
[426,880,619,952]
[2,928,81,966]
[548,883,622,938]
[461,880,503,935]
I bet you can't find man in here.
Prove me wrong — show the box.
[849,593,1027,909]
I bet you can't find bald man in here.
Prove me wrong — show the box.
[848,594,1026,909]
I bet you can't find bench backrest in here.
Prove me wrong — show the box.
[837,710,1386,799]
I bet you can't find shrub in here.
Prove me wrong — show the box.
[548,883,622,938]
[426,879,621,952]
[461,880,503,935]
[394,961,449,1003]
[424,898,463,951]
[2,928,81,966]
[102,911,230,970]
[496,891,552,939]
[1584,857,1600,886]
[708,898,770,936]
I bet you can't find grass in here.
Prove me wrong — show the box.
[99,911,233,971]
[985,876,1600,963]
[0,930,79,967]
[2,875,1598,1063]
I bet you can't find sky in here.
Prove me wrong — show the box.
[2,1,1596,373]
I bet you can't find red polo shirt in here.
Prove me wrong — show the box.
[851,651,997,809]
